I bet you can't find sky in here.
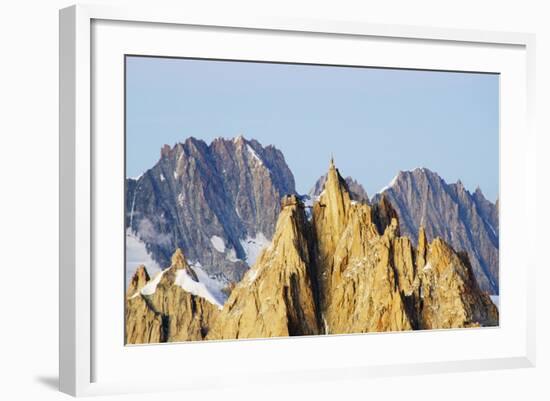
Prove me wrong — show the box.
[126,56,499,201]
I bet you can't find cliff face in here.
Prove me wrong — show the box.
[373,168,499,294]
[126,136,295,284]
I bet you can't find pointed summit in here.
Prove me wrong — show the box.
[313,158,353,311]
[170,248,199,282]
[126,265,150,298]
[171,248,188,269]
[233,134,245,145]
[329,154,335,169]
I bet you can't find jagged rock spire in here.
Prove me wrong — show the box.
[171,248,188,269]
[126,265,150,298]
[170,248,199,282]
[313,158,352,312]
[207,197,320,339]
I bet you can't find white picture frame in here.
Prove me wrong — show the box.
[59,4,536,397]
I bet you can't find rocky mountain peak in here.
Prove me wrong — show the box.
[126,265,150,298]
[309,173,369,203]
[371,194,400,235]
[317,158,352,230]
[170,248,200,281]
[171,248,188,269]
[207,186,320,339]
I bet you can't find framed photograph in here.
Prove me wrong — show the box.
[59,4,536,397]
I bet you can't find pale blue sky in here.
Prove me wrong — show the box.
[126,56,499,201]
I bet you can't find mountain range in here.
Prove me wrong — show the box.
[309,168,499,294]
[126,159,498,343]
[125,135,499,325]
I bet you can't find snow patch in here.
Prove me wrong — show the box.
[300,195,314,221]
[483,217,498,238]
[423,262,433,271]
[173,171,179,180]
[302,196,313,208]
[125,229,162,286]
[177,193,185,207]
[159,173,165,182]
[246,144,264,166]
[139,269,167,296]
[240,232,270,266]
[210,235,226,253]
[174,268,226,309]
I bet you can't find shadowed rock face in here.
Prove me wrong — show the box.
[372,168,499,294]
[126,136,296,283]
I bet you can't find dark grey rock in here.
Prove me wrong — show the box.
[126,136,296,283]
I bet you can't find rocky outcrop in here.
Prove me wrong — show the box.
[125,249,224,344]
[126,136,296,284]
[373,168,499,294]
[207,195,320,339]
